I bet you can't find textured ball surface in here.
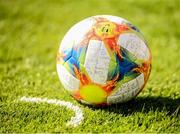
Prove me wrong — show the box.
[57,15,151,106]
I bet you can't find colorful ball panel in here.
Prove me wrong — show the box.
[57,15,151,105]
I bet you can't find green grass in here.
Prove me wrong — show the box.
[0,0,180,132]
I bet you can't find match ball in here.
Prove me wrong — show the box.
[57,15,151,106]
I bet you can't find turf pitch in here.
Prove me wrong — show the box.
[0,0,180,132]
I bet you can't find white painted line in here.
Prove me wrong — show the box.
[19,96,84,127]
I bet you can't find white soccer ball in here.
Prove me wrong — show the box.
[57,15,151,106]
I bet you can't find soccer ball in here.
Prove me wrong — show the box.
[57,15,151,106]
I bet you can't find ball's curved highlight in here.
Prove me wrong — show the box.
[57,15,151,106]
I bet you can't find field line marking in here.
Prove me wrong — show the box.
[19,96,84,127]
